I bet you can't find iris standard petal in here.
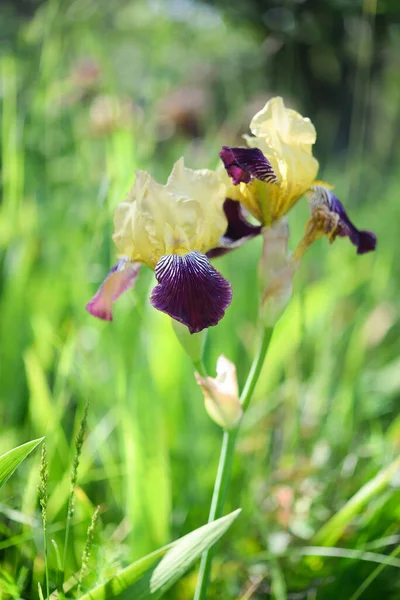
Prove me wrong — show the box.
[207,199,262,258]
[328,193,377,254]
[243,97,319,221]
[150,251,232,333]
[86,258,141,321]
[219,146,277,186]
[250,97,317,148]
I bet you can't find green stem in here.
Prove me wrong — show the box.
[61,490,74,595]
[193,359,207,377]
[240,327,274,412]
[43,522,50,600]
[194,327,274,600]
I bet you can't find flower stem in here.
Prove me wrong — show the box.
[193,326,274,600]
[240,327,274,411]
[193,359,207,377]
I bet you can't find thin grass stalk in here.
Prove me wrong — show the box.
[51,539,64,596]
[77,505,100,595]
[38,443,49,600]
[62,403,89,583]
[194,327,274,600]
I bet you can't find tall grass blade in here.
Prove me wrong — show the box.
[301,546,400,568]
[313,455,400,545]
[349,544,400,600]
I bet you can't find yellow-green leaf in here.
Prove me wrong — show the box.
[0,438,44,489]
[78,509,241,600]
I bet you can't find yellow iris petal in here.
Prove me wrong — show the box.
[113,158,227,268]
[244,97,319,223]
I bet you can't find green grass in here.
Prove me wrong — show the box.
[1,1,400,598]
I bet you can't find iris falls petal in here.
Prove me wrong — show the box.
[328,193,377,254]
[86,258,141,321]
[220,146,277,186]
[150,251,232,333]
[207,199,261,258]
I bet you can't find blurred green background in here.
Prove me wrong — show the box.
[1,0,400,598]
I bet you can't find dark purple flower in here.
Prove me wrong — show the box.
[207,199,262,258]
[219,146,277,186]
[327,193,377,254]
[150,251,232,334]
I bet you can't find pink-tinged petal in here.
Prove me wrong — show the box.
[219,146,277,185]
[328,194,377,254]
[150,251,232,334]
[207,198,261,258]
[86,259,141,321]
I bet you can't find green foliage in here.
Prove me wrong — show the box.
[78,509,240,600]
[0,438,43,489]
[0,0,399,598]
[313,455,400,546]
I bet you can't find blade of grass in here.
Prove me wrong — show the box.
[270,556,287,600]
[349,544,400,600]
[313,455,400,546]
[301,546,400,568]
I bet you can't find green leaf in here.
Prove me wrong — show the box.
[78,508,241,600]
[38,582,45,600]
[313,455,400,546]
[0,438,44,489]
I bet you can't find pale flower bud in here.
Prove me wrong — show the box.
[258,218,297,327]
[195,355,242,430]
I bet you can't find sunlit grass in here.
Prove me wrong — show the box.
[0,0,399,598]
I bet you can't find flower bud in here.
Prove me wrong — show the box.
[172,319,207,363]
[195,355,242,430]
[258,218,297,327]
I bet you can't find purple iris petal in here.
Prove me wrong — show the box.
[328,193,377,254]
[86,258,141,321]
[150,251,232,333]
[207,198,262,258]
[219,146,277,186]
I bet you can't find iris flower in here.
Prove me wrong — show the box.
[219,96,376,256]
[86,158,232,333]
[220,96,318,227]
